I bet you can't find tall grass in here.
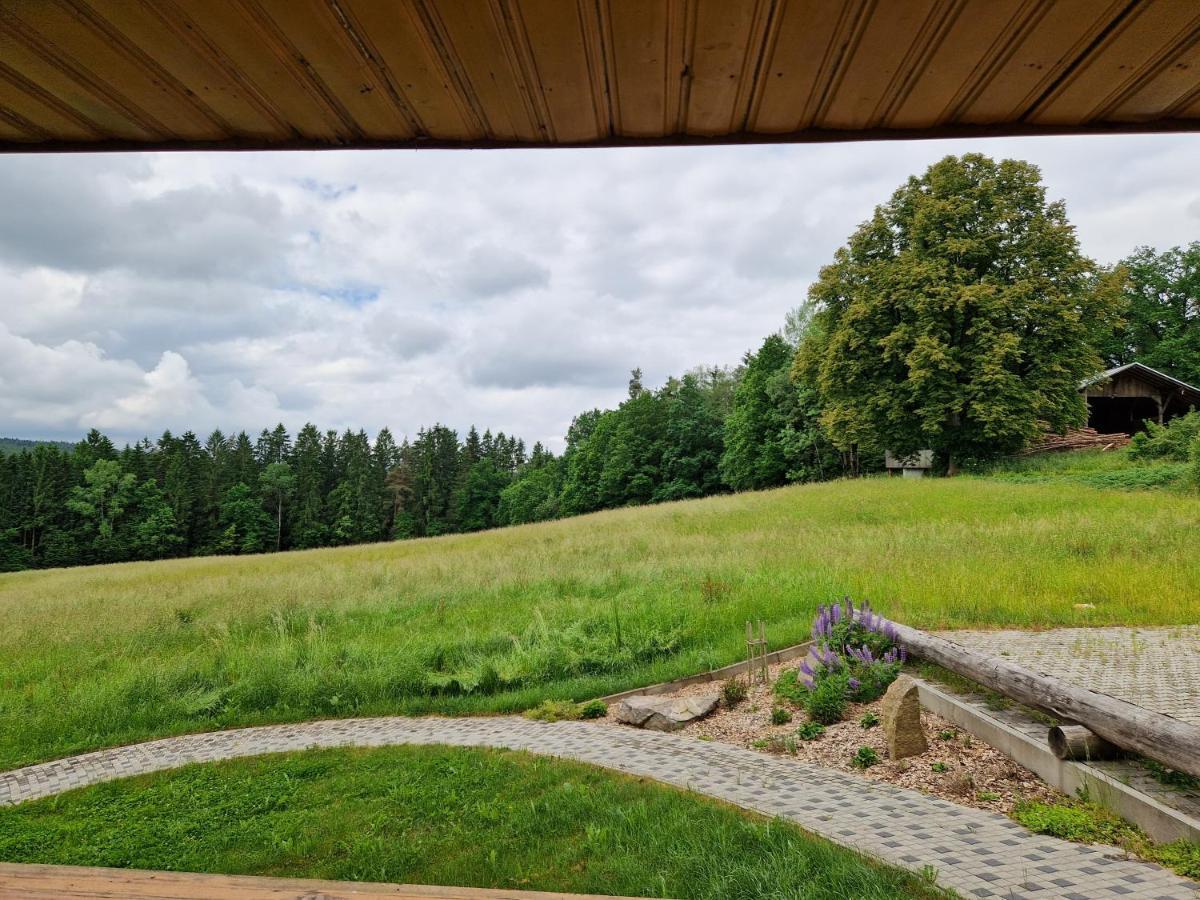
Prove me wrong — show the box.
[1,476,1198,769]
[0,746,938,898]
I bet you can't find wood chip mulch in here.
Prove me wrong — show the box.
[599,662,1062,814]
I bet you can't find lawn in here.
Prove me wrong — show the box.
[0,745,937,899]
[1,475,1198,769]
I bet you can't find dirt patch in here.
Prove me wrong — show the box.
[598,662,1061,814]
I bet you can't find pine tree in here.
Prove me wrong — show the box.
[259,462,295,551]
[288,423,329,549]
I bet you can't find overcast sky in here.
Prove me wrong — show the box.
[2,133,1199,451]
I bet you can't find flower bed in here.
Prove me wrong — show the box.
[600,598,1063,814]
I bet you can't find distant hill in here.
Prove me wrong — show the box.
[0,437,77,456]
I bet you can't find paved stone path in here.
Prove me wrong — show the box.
[937,627,1200,725]
[1,717,1196,899]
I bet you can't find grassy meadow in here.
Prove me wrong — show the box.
[1,473,1198,769]
[0,745,937,898]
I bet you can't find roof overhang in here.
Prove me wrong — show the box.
[1082,363,1200,404]
[2,1,1200,154]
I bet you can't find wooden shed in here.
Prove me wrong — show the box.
[1081,363,1200,435]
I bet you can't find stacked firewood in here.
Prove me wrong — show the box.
[1018,427,1130,455]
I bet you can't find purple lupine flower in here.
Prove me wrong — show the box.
[899,647,907,663]
[799,659,814,677]
[831,603,842,624]
[848,677,861,692]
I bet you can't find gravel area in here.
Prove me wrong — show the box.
[601,662,1062,814]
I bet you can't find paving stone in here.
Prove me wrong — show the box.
[0,716,1196,899]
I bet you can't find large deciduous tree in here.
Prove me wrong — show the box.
[1102,243,1200,386]
[803,153,1123,472]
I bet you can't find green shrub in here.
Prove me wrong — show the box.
[804,671,849,725]
[1152,840,1200,879]
[764,734,798,755]
[773,668,806,706]
[1011,800,1134,844]
[796,721,825,741]
[930,762,949,773]
[1143,758,1200,790]
[1189,432,1200,491]
[721,678,747,707]
[1129,411,1200,462]
[859,712,880,729]
[849,658,902,702]
[937,729,955,741]
[851,746,879,769]
[523,700,582,722]
[579,699,608,720]
[770,706,793,725]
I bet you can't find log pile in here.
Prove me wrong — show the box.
[1019,427,1130,455]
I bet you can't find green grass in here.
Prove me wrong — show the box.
[981,447,1190,491]
[0,745,938,899]
[1013,798,1200,880]
[2,476,1199,769]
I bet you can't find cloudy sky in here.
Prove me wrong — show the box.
[2,133,1199,450]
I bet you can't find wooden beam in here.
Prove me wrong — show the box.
[0,862,631,900]
[881,617,1200,779]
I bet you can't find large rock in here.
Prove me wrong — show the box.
[881,674,928,759]
[611,694,719,731]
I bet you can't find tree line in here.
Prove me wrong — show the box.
[3,153,1198,572]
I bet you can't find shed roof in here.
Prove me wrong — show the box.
[1081,362,1200,403]
[2,1,1200,154]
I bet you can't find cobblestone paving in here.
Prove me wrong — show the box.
[936,627,1200,725]
[1,717,1196,899]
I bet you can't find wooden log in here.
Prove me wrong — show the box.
[1048,725,1121,761]
[879,617,1200,779]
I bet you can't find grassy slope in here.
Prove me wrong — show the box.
[2,476,1198,768]
[0,745,936,899]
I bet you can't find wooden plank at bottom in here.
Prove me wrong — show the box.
[0,863,640,900]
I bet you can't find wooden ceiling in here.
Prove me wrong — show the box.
[1,0,1199,153]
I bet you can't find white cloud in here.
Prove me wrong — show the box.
[1,133,1200,449]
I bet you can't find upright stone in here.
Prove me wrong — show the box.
[881,674,928,759]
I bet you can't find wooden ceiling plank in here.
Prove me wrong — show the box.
[107,4,302,142]
[958,0,1129,124]
[0,102,49,142]
[731,0,783,133]
[1110,36,1200,121]
[164,0,347,142]
[489,0,554,142]
[684,0,763,136]
[63,0,242,140]
[250,0,417,141]
[513,0,602,143]
[819,0,942,131]
[888,0,1031,129]
[4,1,220,140]
[0,5,164,140]
[0,58,104,140]
[606,0,670,137]
[752,0,854,133]
[428,1,541,142]
[575,0,616,139]
[662,0,695,134]
[338,0,481,141]
[1031,0,1200,124]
